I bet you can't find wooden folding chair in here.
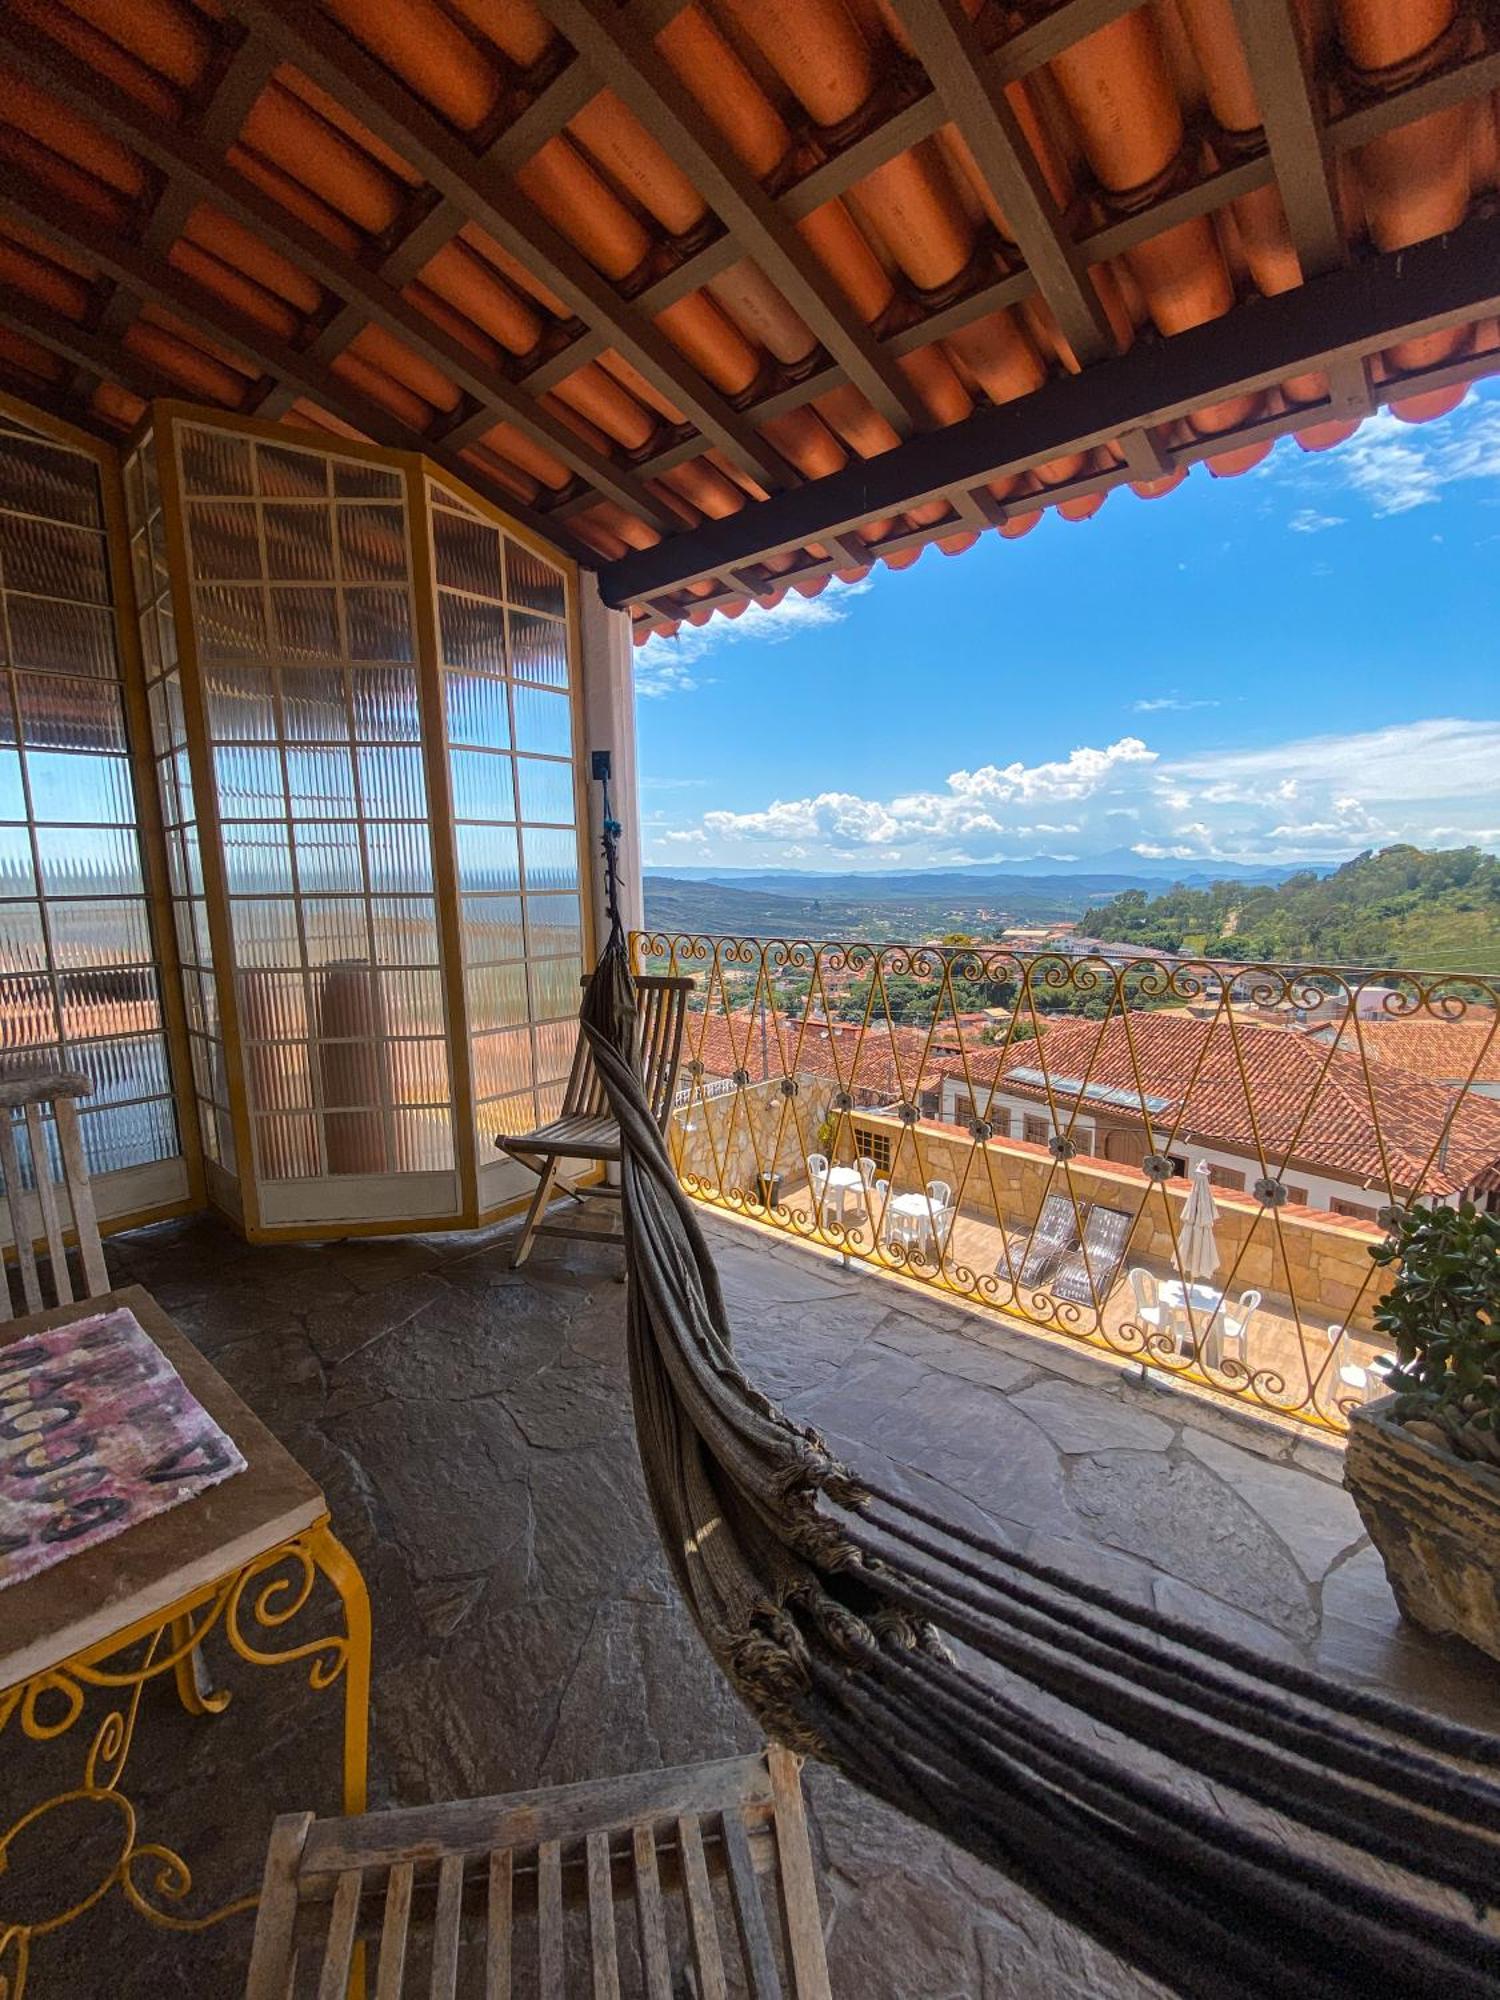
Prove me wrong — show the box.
[244,1744,833,1998]
[496,976,693,1267]
[0,1069,108,1318]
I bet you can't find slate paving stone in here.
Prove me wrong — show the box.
[7,1207,1498,2000]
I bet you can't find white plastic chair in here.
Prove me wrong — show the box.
[1217,1289,1261,1367]
[857,1155,877,1188]
[1326,1323,1393,1404]
[1129,1268,1172,1346]
[924,1178,955,1252]
[807,1152,829,1210]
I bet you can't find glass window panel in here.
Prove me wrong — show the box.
[394,1108,453,1172]
[214,744,285,819]
[231,898,303,967]
[390,1039,450,1105]
[300,898,369,965]
[536,1078,567,1121]
[187,500,262,580]
[351,665,421,741]
[451,748,515,823]
[334,462,401,499]
[7,597,118,678]
[371,898,439,966]
[244,1038,313,1113]
[16,674,127,752]
[380,968,444,1034]
[473,1026,534,1100]
[181,427,254,496]
[172,898,194,966]
[437,592,506,674]
[535,1018,578,1081]
[293,821,364,894]
[222,821,293,895]
[466,961,528,1032]
[280,664,349,741]
[528,955,583,1022]
[443,671,508,750]
[138,603,162,678]
[80,1098,178,1175]
[0,430,101,527]
[197,1099,220,1165]
[48,898,153,967]
[200,970,220,1032]
[508,610,568,686]
[72,1033,171,1106]
[25,752,134,825]
[205,665,277,742]
[0,901,47,974]
[190,897,213,964]
[510,682,572,757]
[238,968,308,1042]
[505,541,566,618]
[0,825,36,895]
[254,1112,320,1180]
[478,1092,533,1149]
[59,965,157,1041]
[0,703,16,752]
[285,745,356,818]
[516,756,574,826]
[433,509,502,597]
[0,516,109,602]
[345,588,412,662]
[461,894,524,962]
[0,972,57,1049]
[156,603,178,672]
[256,442,330,498]
[456,821,519,893]
[337,505,407,582]
[195,583,270,660]
[265,502,335,581]
[364,820,433,894]
[519,825,579,893]
[0,750,25,820]
[182,971,205,1032]
[357,745,426,819]
[525,894,580,957]
[273,585,341,660]
[37,826,143,897]
[131,532,153,610]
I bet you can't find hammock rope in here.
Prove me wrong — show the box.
[577,914,1500,2000]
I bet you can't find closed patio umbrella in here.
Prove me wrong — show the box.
[1179,1161,1221,1284]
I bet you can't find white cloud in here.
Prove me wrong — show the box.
[1132,694,1222,713]
[1288,507,1344,533]
[1267,392,1500,520]
[634,576,872,695]
[647,719,1500,870]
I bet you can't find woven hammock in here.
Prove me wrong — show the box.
[579,929,1500,2000]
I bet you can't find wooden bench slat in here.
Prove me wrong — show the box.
[768,1750,832,2000]
[632,1822,673,2000]
[587,1829,622,2000]
[0,1113,42,1315]
[486,1848,512,2000]
[539,1838,564,2000]
[678,1813,729,2000]
[375,1860,414,2000]
[315,1869,363,2000]
[23,1102,71,1306]
[430,1852,464,2000]
[244,1811,313,2000]
[723,1811,784,2000]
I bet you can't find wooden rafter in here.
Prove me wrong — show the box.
[886,0,1115,366]
[218,0,798,493]
[603,209,1500,603]
[534,0,928,435]
[1227,0,1345,280]
[0,12,674,535]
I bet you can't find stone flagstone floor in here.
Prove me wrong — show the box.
[6,1205,1498,1999]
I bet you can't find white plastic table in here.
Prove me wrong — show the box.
[1160,1279,1227,1365]
[819,1165,866,1221]
[885,1190,938,1252]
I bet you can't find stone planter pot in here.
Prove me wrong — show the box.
[1344,1392,1500,1664]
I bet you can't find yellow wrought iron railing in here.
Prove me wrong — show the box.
[632,932,1500,1433]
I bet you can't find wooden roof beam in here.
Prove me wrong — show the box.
[534,0,928,435]
[887,0,1116,366]
[599,209,1500,600]
[220,0,798,494]
[1227,0,1345,280]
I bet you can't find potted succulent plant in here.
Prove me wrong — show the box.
[1343,1201,1500,1662]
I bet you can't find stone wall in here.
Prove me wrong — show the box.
[670,1077,840,1199]
[849,1110,1395,1333]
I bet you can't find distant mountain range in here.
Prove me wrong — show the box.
[653,855,1315,898]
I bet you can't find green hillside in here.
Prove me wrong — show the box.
[1082,846,1500,973]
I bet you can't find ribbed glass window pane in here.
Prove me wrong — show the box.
[526,894,580,957]
[49,899,154,967]
[505,541,565,618]
[81,1098,178,1175]
[231,898,303,967]
[285,745,356,818]
[0,431,101,526]
[256,442,330,498]
[371,898,439,966]
[390,1039,450,1105]
[437,593,506,674]
[27,752,135,825]
[473,1026,534,1100]
[346,589,413,662]
[338,505,407,582]
[238,969,308,1042]
[16,674,127,752]
[516,756,574,826]
[462,894,524,962]
[222,822,294,895]
[451,748,515,822]
[37,826,143,897]
[529,955,583,1022]
[293,822,364,894]
[357,745,426,819]
[205,664,278,742]
[394,1108,453,1172]
[0,825,36,895]
[273,586,341,660]
[434,509,502,597]
[60,966,158,1040]
[244,1038,313,1113]
[265,503,335,580]
[334,462,401,499]
[535,1018,578,1081]
[73,1034,171,1105]
[0,901,48,973]
[364,820,432,894]
[7,598,117,678]
[182,426,254,496]
[511,683,572,757]
[214,744,285,819]
[301,898,369,965]
[0,973,57,1049]
[508,610,568,685]
[444,671,509,749]
[466,961,528,1032]
[196,584,270,660]
[0,516,109,602]
[381,968,444,1034]
[280,665,349,742]
[456,822,520,893]
[254,1112,319,1180]
[0,751,25,820]
[187,500,261,580]
[519,825,579,893]
[351,666,421,741]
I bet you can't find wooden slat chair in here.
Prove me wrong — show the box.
[0,1069,108,1318]
[497,976,693,1268]
[245,1745,833,1999]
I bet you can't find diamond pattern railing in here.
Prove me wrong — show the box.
[632,932,1500,1433]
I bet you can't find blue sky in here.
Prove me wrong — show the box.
[634,382,1500,874]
